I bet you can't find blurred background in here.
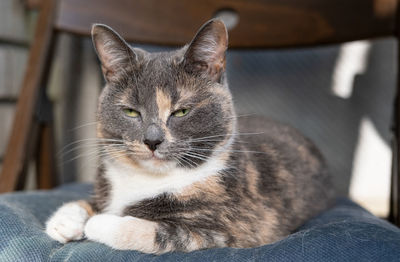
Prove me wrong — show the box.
[0,0,396,217]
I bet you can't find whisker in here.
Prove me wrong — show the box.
[184,132,265,142]
[189,147,267,154]
[59,142,126,157]
[182,153,209,162]
[59,138,125,154]
[170,155,186,169]
[67,121,99,132]
[178,155,197,169]
[223,113,256,119]
[60,145,147,165]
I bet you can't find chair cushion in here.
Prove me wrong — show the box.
[0,183,399,261]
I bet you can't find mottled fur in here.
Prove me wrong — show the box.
[46,19,334,254]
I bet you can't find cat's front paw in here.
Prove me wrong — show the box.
[46,201,93,243]
[84,214,158,253]
[84,214,134,246]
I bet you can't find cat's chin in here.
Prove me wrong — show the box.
[138,158,178,174]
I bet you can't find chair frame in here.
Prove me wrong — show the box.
[1,0,400,226]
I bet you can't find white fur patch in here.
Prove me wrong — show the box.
[84,214,128,246]
[84,214,158,253]
[45,202,90,243]
[103,155,226,215]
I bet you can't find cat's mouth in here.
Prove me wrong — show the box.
[116,145,177,172]
[151,151,163,160]
[130,149,171,164]
[140,150,166,161]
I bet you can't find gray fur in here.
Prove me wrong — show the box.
[89,19,335,253]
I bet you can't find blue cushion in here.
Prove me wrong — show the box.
[0,184,399,261]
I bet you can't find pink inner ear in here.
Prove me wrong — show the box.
[196,37,227,80]
[98,43,119,70]
[101,65,114,80]
[96,40,130,81]
[212,57,226,78]
[186,20,228,80]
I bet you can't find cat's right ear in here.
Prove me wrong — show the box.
[91,24,137,82]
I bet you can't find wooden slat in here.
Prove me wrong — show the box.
[36,124,56,189]
[56,0,396,48]
[0,0,57,193]
[24,0,43,10]
[0,105,15,158]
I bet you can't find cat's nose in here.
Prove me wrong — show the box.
[144,138,163,152]
[144,124,164,151]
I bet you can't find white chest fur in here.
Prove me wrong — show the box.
[103,157,225,215]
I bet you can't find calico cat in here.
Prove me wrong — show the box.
[45,19,334,254]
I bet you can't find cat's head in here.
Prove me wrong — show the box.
[92,19,236,174]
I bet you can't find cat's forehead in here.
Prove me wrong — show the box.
[133,50,181,85]
[122,50,202,101]
[140,48,185,71]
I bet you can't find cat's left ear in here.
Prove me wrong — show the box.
[184,19,228,82]
[91,24,138,83]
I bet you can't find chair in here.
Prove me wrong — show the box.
[1,0,400,260]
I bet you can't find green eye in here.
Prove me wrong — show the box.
[173,108,190,117]
[123,108,140,117]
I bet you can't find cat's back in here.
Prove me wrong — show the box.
[236,116,335,229]
[237,116,325,166]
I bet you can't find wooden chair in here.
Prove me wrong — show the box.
[1,0,399,226]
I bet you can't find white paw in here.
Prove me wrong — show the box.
[84,214,158,252]
[45,202,91,243]
[84,214,133,244]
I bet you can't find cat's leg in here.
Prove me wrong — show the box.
[84,214,226,254]
[46,200,94,243]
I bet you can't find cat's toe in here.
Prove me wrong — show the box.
[45,202,91,243]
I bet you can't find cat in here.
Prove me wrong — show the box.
[45,19,335,254]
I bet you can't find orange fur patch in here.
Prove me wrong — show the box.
[77,200,95,217]
[156,88,172,122]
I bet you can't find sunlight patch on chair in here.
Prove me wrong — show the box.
[350,117,391,217]
[331,41,371,99]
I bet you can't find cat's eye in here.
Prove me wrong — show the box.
[123,108,140,118]
[172,108,190,117]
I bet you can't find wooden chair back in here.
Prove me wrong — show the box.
[56,0,396,47]
[1,0,399,226]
